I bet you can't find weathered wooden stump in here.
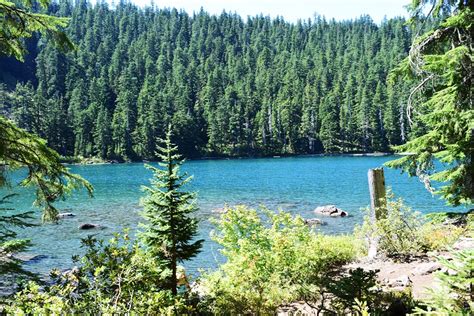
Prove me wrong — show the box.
[367,168,387,259]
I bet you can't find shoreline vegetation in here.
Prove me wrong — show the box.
[61,152,401,165]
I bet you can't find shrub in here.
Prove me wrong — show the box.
[200,206,356,314]
[419,222,465,251]
[425,210,474,239]
[6,232,196,314]
[354,192,464,258]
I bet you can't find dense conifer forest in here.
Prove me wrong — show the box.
[0,0,414,160]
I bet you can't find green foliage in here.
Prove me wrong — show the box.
[0,0,73,61]
[200,206,356,314]
[414,249,474,315]
[355,192,463,257]
[139,127,203,295]
[425,209,474,226]
[317,268,416,314]
[321,268,380,312]
[6,232,196,315]
[1,2,412,158]
[5,281,69,315]
[386,1,473,206]
[0,116,93,221]
[0,194,37,286]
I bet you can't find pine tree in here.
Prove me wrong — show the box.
[319,92,341,153]
[139,127,203,295]
[387,0,474,206]
[0,0,73,61]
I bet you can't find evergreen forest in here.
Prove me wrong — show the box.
[0,0,415,160]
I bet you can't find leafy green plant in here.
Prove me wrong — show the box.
[200,206,356,314]
[425,210,474,239]
[315,268,415,315]
[324,268,379,312]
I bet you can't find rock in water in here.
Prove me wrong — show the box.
[314,205,348,217]
[58,212,76,218]
[211,207,229,214]
[304,218,324,226]
[13,254,48,264]
[79,223,102,230]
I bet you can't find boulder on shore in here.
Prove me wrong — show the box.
[58,212,76,219]
[79,223,103,230]
[314,205,348,217]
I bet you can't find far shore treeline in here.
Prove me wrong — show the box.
[0,0,417,160]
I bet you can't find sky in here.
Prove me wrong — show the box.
[123,0,411,23]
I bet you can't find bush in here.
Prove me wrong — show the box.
[354,192,464,258]
[200,206,356,314]
[6,232,197,315]
[419,222,465,251]
[425,210,474,239]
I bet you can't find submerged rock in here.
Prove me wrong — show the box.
[314,205,348,217]
[79,223,103,230]
[212,207,229,214]
[304,218,324,226]
[13,253,48,264]
[58,212,76,219]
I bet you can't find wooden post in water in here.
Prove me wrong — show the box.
[367,168,387,259]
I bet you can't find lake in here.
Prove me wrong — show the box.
[8,156,467,275]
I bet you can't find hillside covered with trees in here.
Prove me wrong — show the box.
[0,0,413,160]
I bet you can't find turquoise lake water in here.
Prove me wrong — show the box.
[6,156,468,275]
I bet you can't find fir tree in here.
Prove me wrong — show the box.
[139,127,203,295]
[387,0,473,206]
[0,0,73,61]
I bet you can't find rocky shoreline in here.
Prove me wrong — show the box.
[63,152,397,165]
